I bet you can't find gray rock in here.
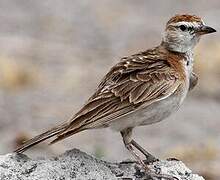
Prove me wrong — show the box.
[0,149,204,180]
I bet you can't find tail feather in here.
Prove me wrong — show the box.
[14,123,67,153]
[49,127,85,145]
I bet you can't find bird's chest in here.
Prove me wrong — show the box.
[138,84,187,126]
[139,54,194,125]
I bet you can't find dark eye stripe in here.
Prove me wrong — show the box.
[188,26,193,31]
[177,25,195,34]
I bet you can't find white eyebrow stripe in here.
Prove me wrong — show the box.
[170,21,203,28]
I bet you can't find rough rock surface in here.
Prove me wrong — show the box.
[0,149,204,180]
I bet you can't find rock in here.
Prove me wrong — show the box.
[0,149,204,180]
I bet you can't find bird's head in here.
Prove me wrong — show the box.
[162,14,216,53]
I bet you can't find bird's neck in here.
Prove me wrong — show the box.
[159,42,194,75]
[160,41,192,54]
[160,40,194,54]
[160,41,194,60]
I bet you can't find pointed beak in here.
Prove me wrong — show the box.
[197,25,216,35]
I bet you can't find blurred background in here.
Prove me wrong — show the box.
[0,0,219,179]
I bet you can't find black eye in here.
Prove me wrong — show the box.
[179,25,187,31]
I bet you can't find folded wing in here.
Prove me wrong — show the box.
[51,50,182,143]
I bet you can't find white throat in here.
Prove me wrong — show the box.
[162,36,198,53]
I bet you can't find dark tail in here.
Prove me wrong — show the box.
[14,123,68,153]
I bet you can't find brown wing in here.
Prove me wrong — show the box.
[50,50,183,144]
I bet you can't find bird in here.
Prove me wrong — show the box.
[15,14,216,179]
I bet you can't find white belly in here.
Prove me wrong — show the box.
[109,85,188,132]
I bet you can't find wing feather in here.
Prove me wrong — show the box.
[52,49,184,142]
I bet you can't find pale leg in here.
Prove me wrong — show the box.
[120,128,177,180]
[131,140,158,163]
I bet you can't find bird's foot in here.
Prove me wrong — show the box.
[146,172,179,180]
[143,155,159,164]
[135,161,179,180]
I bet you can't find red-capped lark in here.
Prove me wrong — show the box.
[15,14,216,179]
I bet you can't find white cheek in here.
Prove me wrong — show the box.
[182,33,198,50]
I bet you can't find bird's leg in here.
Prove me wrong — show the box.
[120,128,150,171]
[121,128,176,180]
[120,127,157,163]
[130,139,158,164]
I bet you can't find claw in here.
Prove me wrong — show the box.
[144,156,159,165]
